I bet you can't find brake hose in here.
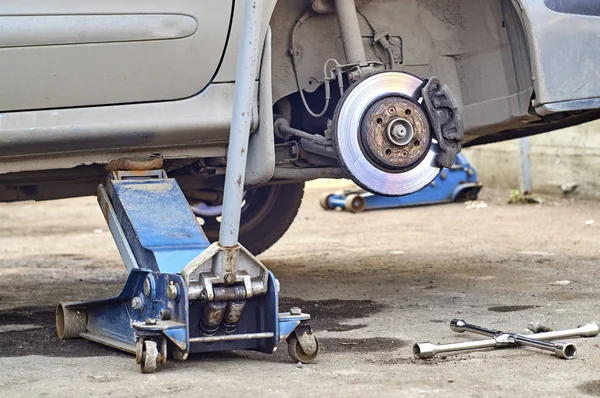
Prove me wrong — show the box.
[290,9,332,118]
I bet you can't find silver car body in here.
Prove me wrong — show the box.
[1,0,599,200]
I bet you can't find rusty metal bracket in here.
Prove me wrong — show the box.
[181,242,269,302]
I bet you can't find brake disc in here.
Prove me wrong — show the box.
[332,71,441,196]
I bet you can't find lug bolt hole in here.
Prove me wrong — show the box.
[385,149,392,156]
[414,140,420,147]
[376,118,383,125]
[405,109,412,116]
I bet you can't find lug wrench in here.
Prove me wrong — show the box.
[450,319,599,340]
[452,319,576,359]
[413,321,598,359]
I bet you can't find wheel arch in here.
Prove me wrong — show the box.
[269,0,537,142]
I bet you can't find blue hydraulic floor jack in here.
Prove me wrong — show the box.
[321,153,482,213]
[55,2,318,373]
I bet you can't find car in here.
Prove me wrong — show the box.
[1,0,599,255]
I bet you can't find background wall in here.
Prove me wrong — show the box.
[463,120,600,198]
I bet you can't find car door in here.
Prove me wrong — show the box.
[0,1,233,111]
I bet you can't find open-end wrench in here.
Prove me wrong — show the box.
[413,321,598,359]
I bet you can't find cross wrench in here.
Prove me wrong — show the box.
[413,321,598,359]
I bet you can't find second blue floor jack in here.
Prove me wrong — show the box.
[320,153,481,213]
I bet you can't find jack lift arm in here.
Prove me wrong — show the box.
[320,153,481,213]
[55,1,318,373]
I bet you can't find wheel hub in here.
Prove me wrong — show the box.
[332,71,442,196]
[388,118,413,146]
[360,96,431,171]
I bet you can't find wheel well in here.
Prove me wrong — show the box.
[269,0,534,141]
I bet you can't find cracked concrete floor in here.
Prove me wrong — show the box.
[0,186,599,397]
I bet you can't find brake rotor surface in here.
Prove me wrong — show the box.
[333,71,441,196]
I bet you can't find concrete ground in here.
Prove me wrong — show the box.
[0,186,599,397]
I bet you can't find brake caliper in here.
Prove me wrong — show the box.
[422,77,464,168]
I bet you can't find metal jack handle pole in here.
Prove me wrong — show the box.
[219,0,264,248]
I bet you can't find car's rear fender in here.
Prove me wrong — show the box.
[512,0,600,114]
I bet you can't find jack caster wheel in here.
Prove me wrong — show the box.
[457,187,480,202]
[287,333,320,364]
[171,347,189,361]
[319,193,335,210]
[464,190,478,201]
[464,188,479,201]
[344,194,366,213]
[140,340,160,374]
